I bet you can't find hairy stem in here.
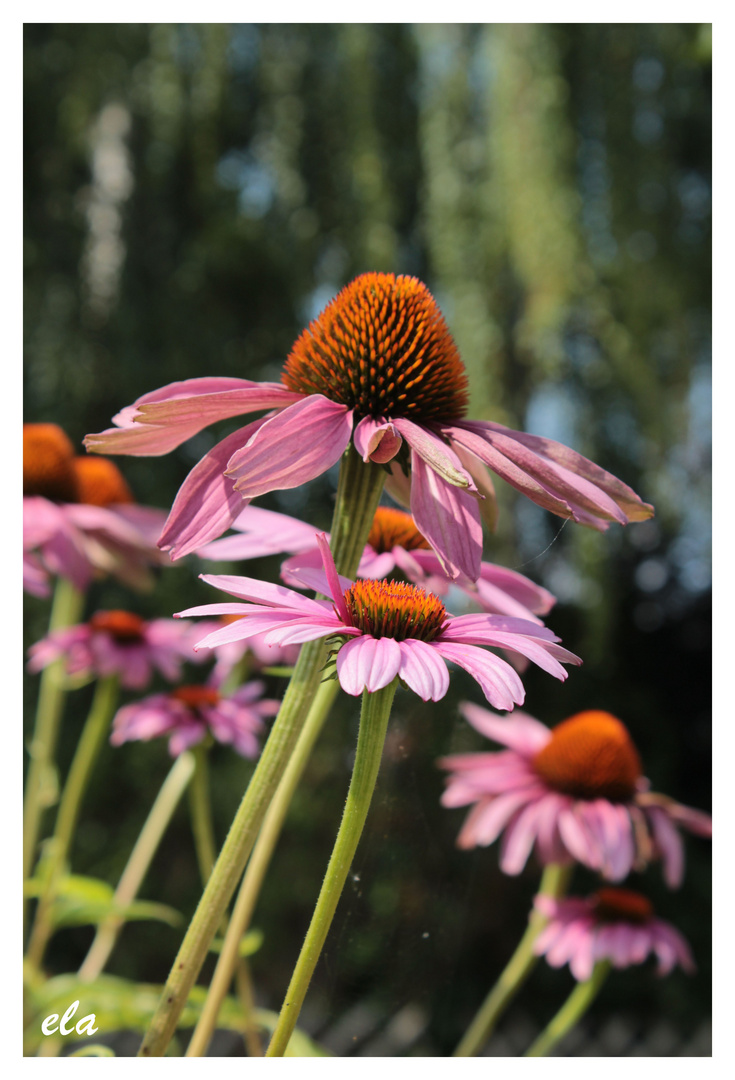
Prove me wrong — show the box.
[266,679,397,1056]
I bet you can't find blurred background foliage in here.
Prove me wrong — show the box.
[24,23,711,1055]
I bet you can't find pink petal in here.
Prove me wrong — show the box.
[645,806,685,888]
[85,378,298,456]
[457,789,535,849]
[383,460,412,508]
[353,417,402,463]
[454,441,499,533]
[478,563,556,616]
[459,701,551,754]
[197,505,319,561]
[158,421,273,558]
[444,424,576,518]
[499,799,547,874]
[225,396,353,499]
[482,421,655,523]
[197,572,329,612]
[316,533,351,621]
[336,635,401,695]
[135,383,302,428]
[392,418,477,490]
[356,549,399,579]
[282,561,354,597]
[441,613,560,643]
[410,451,482,581]
[434,642,525,711]
[444,628,579,681]
[396,639,450,701]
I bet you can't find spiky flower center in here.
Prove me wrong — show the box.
[367,507,431,554]
[89,610,147,643]
[23,423,79,503]
[592,887,654,924]
[281,272,469,422]
[72,456,134,506]
[343,578,447,642]
[532,711,642,802]
[170,685,221,710]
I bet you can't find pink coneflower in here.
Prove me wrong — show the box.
[440,705,711,885]
[84,273,652,580]
[177,535,580,708]
[27,610,205,690]
[532,889,695,981]
[199,505,556,626]
[23,423,168,597]
[110,680,279,758]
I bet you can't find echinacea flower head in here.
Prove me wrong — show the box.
[532,889,695,982]
[110,679,279,757]
[178,534,580,708]
[84,273,652,580]
[23,422,168,597]
[27,610,206,690]
[199,504,556,625]
[440,705,711,885]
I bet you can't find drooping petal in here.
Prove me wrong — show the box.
[353,416,403,463]
[453,440,499,533]
[645,805,686,889]
[392,418,476,490]
[396,639,450,701]
[481,421,655,523]
[84,378,300,456]
[158,421,272,558]
[434,642,525,711]
[336,635,401,695]
[410,450,483,581]
[459,701,552,755]
[225,395,353,499]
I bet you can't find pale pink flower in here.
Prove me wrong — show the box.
[532,889,695,982]
[199,504,556,626]
[440,705,712,885]
[177,535,580,709]
[27,610,206,690]
[110,681,279,758]
[23,424,167,596]
[84,273,652,580]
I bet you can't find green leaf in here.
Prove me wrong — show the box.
[24,874,182,930]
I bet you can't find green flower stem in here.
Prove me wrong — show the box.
[185,676,340,1057]
[23,577,85,891]
[266,679,398,1057]
[26,675,119,969]
[188,743,218,883]
[454,862,573,1057]
[78,751,197,983]
[137,445,385,1057]
[524,960,611,1057]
